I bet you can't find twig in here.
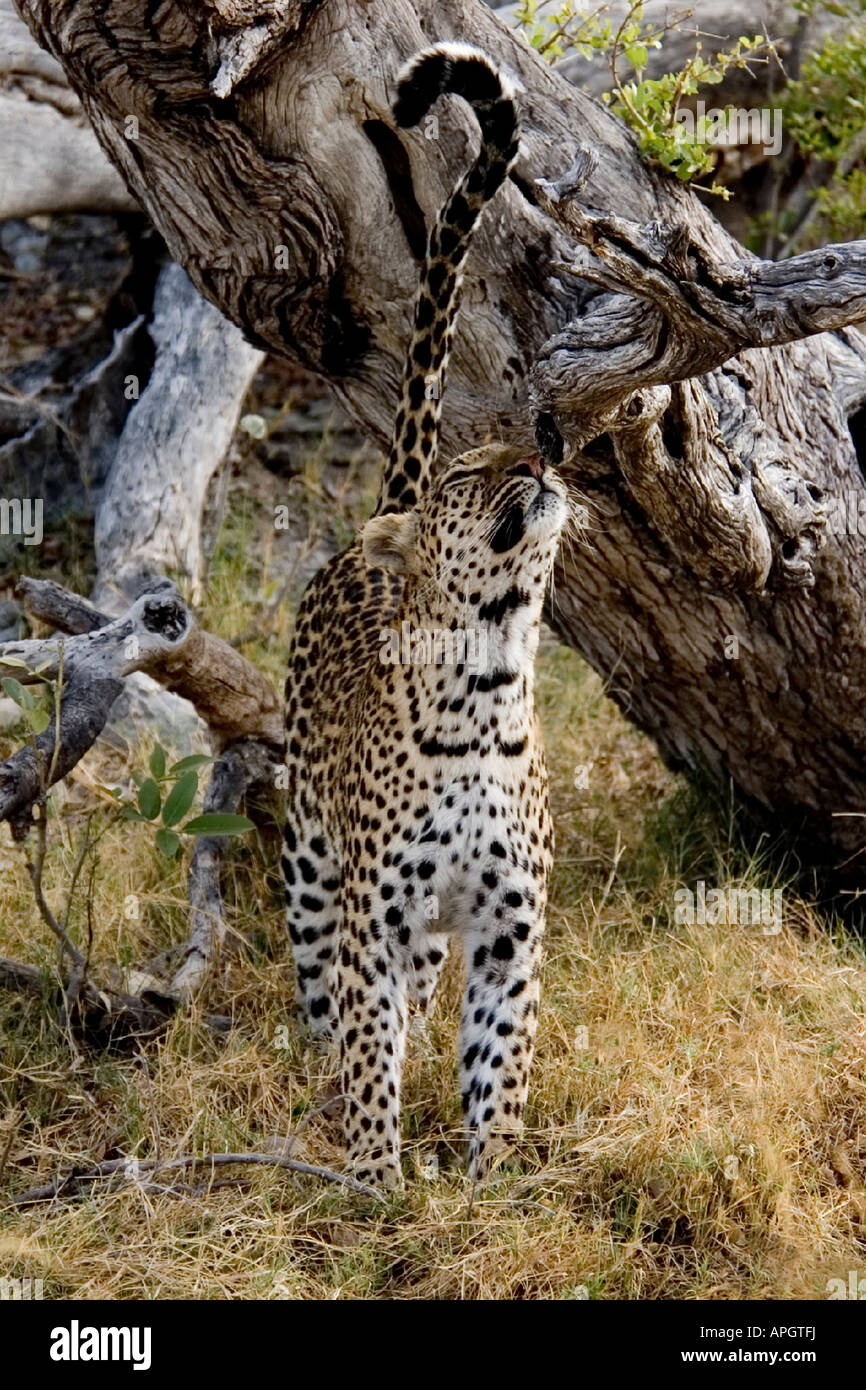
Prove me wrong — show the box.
[8,1151,379,1206]
[593,831,625,924]
[136,1046,161,1162]
[25,810,86,970]
[0,1111,19,1186]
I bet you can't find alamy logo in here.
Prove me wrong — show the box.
[674,881,783,933]
[827,1270,866,1299]
[674,101,783,157]
[0,497,43,546]
[50,1320,152,1371]
[825,491,866,537]
[379,621,488,670]
[0,1275,43,1299]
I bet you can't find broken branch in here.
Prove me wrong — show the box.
[8,1150,377,1206]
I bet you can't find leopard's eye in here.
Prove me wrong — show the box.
[444,467,484,488]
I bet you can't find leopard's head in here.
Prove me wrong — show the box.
[362,445,568,627]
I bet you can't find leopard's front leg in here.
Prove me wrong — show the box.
[335,880,410,1189]
[459,871,547,1182]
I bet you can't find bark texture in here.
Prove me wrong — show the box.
[13,0,866,861]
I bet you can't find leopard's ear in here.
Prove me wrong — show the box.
[361,511,418,575]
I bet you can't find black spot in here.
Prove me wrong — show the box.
[420,738,471,758]
[498,736,528,757]
[475,668,517,692]
[298,856,318,884]
[478,586,528,624]
[412,336,433,368]
[446,193,471,230]
[490,505,525,553]
[393,52,448,129]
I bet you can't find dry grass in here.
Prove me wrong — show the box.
[1,492,866,1301]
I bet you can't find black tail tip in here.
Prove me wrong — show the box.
[393,52,448,129]
[393,44,511,129]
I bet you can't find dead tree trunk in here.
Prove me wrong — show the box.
[13,0,866,866]
[93,262,264,609]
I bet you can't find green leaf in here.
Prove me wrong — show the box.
[149,744,166,779]
[155,827,181,859]
[28,707,51,734]
[169,754,214,775]
[122,806,145,822]
[2,677,36,710]
[137,778,162,820]
[162,770,198,827]
[182,813,255,837]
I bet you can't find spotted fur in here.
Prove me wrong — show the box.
[283,45,568,1188]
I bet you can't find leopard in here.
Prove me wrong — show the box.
[282,41,570,1188]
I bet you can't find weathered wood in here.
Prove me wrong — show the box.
[12,577,285,748]
[0,0,135,217]
[16,577,105,634]
[0,953,179,1041]
[0,674,123,829]
[171,738,280,999]
[13,0,866,860]
[0,577,283,1041]
[93,264,265,606]
[0,953,232,1042]
[1,0,260,607]
[530,155,854,591]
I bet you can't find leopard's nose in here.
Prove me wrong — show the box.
[512,455,545,480]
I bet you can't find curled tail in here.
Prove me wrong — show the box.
[375,43,519,516]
